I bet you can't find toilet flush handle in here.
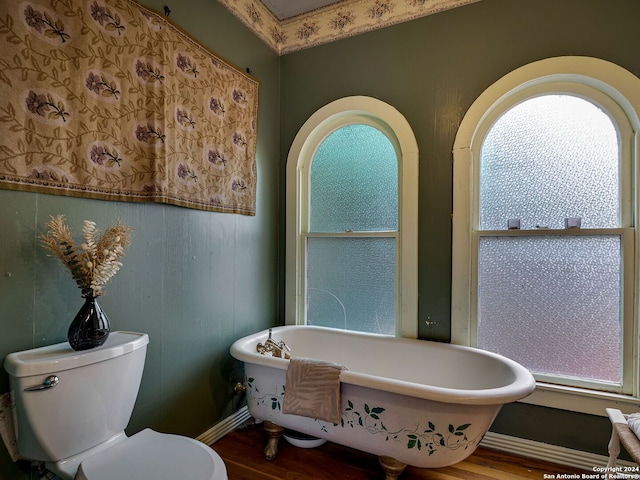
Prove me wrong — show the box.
[24,375,59,391]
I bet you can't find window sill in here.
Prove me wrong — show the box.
[520,382,640,416]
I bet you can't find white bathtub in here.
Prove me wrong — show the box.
[230,326,535,470]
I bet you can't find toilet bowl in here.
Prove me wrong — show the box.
[4,331,227,480]
[74,429,225,480]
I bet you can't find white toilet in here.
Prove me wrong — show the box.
[3,331,227,480]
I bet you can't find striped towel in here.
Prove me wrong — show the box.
[282,357,346,424]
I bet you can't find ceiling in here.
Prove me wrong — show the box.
[260,0,343,20]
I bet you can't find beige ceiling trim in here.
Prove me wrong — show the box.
[218,0,481,55]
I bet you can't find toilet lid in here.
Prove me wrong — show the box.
[76,429,227,480]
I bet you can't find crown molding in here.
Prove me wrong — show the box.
[218,0,481,55]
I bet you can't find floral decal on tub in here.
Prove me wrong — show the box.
[246,379,478,455]
[340,400,474,455]
[247,378,284,410]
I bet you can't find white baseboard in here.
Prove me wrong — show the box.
[481,431,635,471]
[199,408,635,472]
[196,405,251,445]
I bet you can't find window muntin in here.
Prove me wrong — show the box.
[476,94,625,391]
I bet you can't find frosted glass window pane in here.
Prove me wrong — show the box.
[307,237,396,335]
[478,235,621,383]
[480,95,619,230]
[310,124,398,232]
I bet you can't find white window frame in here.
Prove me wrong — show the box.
[452,56,640,416]
[285,96,419,337]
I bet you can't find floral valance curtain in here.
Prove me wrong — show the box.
[0,0,259,215]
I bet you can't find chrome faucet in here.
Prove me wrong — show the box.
[256,329,291,359]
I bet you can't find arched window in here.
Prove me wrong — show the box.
[452,57,640,414]
[286,96,418,337]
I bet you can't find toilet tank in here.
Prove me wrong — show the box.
[4,331,149,462]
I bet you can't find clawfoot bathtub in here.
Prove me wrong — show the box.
[230,326,535,478]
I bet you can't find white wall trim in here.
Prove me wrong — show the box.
[285,96,419,338]
[480,431,635,472]
[451,56,640,408]
[196,406,251,446]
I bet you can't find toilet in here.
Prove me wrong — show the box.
[3,331,227,480]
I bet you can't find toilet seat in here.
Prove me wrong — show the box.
[75,429,227,480]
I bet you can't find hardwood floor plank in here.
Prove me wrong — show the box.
[224,460,283,480]
[448,455,543,480]
[211,424,589,480]
[463,448,572,479]
[442,462,540,480]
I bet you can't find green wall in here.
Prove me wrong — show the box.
[0,1,280,479]
[2,0,639,478]
[279,0,640,458]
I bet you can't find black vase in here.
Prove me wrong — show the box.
[68,296,111,351]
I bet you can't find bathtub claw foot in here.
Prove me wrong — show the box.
[379,456,407,480]
[263,421,284,460]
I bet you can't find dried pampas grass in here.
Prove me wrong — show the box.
[40,215,133,297]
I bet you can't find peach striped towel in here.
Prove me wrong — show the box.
[282,357,346,424]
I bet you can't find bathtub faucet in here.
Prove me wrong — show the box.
[256,329,291,359]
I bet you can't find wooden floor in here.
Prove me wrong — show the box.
[211,424,589,479]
